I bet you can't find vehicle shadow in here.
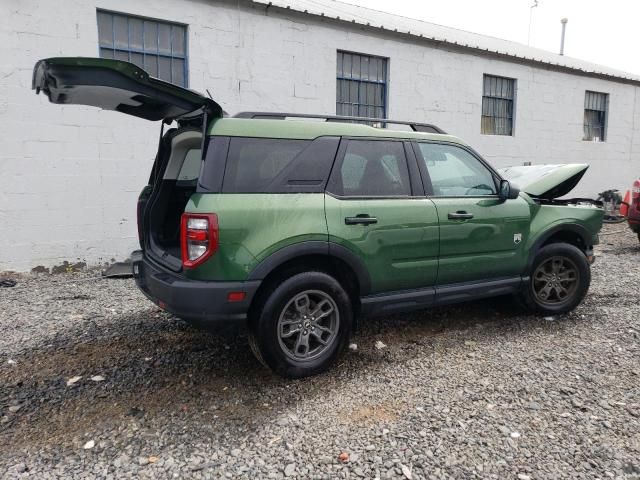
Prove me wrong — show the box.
[0,295,574,450]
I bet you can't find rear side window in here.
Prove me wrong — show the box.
[328,140,411,196]
[210,137,340,193]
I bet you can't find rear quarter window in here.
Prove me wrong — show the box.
[199,136,340,193]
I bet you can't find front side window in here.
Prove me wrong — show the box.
[417,143,497,197]
[330,140,411,197]
[481,74,515,136]
[97,10,188,87]
[584,91,608,142]
[337,51,388,120]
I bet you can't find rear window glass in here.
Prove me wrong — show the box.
[329,140,411,196]
[223,138,309,193]
[176,149,201,185]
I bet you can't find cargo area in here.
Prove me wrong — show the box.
[142,127,203,271]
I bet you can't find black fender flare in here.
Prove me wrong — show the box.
[526,223,592,271]
[247,241,372,295]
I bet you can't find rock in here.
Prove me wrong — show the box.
[401,464,412,479]
[230,449,242,457]
[284,463,295,476]
[83,440,95,450]
[90,375,106,382]
[338,452,349,463]
[8,405,22,413]
[148,456,159,463]
[348,343,358,351]
[7,359,16,365]
[12,463,27,473]
[510,432,521,439]
[67,376,82,386]
[375,340,387,350]
[138,457,149,466]
[527,401,541,410]
[517,475,531,480]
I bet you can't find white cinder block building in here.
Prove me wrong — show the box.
[1,0,639,271]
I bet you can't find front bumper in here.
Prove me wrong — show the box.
[131,250,260,323]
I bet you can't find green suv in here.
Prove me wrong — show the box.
[33,58,603,378]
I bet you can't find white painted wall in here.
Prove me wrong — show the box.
[1,0,638,271]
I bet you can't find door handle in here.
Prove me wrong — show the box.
[447,211,474,220]
[345,214,378,225]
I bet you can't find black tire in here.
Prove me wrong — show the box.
[248,271,352,378]
[518,243,591,315]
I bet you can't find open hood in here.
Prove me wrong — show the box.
[498,164,589,199]
[33,57,222,122]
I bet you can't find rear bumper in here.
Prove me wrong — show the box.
[131,250,260,323]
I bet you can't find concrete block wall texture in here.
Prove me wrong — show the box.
[1,0,639,271]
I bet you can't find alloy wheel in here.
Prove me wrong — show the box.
[276,290,340,361]
[532,256,579,305]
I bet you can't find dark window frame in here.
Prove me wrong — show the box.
[481,74,516,136]
[96,9,189,87]
[326,138,416,199]
[583,90,608,142]
[336,51,388,121]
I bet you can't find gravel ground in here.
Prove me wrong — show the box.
[1,224,639,479]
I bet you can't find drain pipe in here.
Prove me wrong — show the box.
[560,18,568,55]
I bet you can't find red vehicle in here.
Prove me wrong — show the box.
[624,179,640,242]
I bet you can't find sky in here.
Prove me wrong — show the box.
[341,0,640,75]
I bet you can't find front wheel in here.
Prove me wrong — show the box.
[248,271,353,378]
[518,243,591,315]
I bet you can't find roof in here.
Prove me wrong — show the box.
[208,117,466,144]
[250,0,640,85]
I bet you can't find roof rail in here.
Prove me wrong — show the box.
[233,112,447,134]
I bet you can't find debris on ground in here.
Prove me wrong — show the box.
[101,261,133,279]
[66,376,82,386]
[374,340,387,350]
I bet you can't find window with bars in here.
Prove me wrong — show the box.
[97,10,188,87]
[481,74,515,136]
[336,51,387,120]
[584,91,608,142]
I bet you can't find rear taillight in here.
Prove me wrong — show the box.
[180,213,219,268]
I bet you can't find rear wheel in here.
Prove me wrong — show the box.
[518,243,590,315]
[248,272,352,378]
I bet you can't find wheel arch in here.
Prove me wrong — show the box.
[247,241,371,323]
[526,224,592,271]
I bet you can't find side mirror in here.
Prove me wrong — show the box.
[499,179,520,201]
